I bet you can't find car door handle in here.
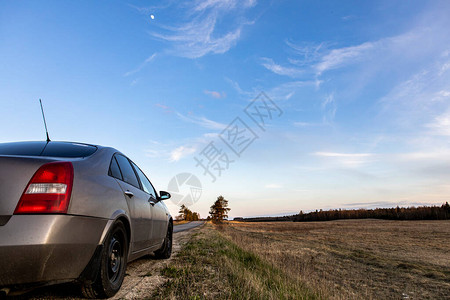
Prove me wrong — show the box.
[149,201,155,206]
[124,190,134,198]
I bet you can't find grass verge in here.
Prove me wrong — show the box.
[173,220,190,225]
[153,223,320,300]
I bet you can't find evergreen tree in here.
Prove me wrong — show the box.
[209,195,230,223]
[178,205,201,221]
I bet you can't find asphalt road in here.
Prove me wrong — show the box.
[173,221,205,233]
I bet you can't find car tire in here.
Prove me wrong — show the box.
[154,223,172,259]
[81,220,128,299]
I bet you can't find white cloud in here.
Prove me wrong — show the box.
[396,151,450,161]
[128,2,175,14]
[293,121,321,127]
[314,152,374,168]
[314,152,373,158]
[225,77,253,97]
[203,132,218,139]
[193,0,256,12]
[176,112,227,130]
[439,62,450,75]
[379,55,450,131]
[263,39,376,77]
[148,1,256,58]
[226,77,315,102]
[265,24,446,81]
[204,90,226,99]
[145,148,164,159]
[130,78,140,86]
[341,15,356,21]
[124,53,157,76]
[155,103,171,111]
[170,146,197,162]
[145,141,172,160]
[322,93,337,124]
[315,41,374,75]
[286,40,326,66]
[437,90,450,97]
[267,80,316,101]
[260,58,302,77]
[426,111,450,136]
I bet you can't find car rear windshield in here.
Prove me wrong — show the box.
[0,141,97,158]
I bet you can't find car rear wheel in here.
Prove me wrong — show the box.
[81,220,128,298]
[154,223,172,259]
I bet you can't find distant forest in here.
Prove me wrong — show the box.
[235,202,450,222]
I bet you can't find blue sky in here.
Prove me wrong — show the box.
[1,1,450,218]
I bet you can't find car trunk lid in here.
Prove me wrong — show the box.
[0,156,55,218]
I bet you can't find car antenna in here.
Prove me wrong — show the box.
[39,99,51,142]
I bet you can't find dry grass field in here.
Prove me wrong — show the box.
[154,220,449,299]
[154,223,319,299]
[222,220,450,299]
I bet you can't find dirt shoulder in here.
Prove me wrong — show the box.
[111,228,199,299]
[19,227,201,299]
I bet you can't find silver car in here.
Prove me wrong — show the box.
[0,141,173,298]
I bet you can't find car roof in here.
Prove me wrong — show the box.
[0,141,102,158]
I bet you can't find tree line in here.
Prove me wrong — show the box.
[176,204,200,221]
[236,202,450,222]
[176,195,231,223]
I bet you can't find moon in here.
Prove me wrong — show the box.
[150,14,155,20]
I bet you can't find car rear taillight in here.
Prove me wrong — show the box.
[14,162,74,214]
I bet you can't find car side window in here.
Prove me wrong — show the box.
[132,162,156,198]
[109,156,123,180]
[114,154,140,188]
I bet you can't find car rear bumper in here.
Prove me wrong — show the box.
[0,214,108,287]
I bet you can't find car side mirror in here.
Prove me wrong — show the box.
[159,191,171,201]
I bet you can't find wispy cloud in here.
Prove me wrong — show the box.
[379,54,450,131]
[124,53,157,77]
[314,151,374,168]
[204,90,226,99]
[293,121,323,127]
[260,39,375,78]
[286,40,326,66]
[260,58,302,77]
[193,0,256,12]
[259,42,325,78]
[263,25,442,80]
[315,41,374,75]
[321,93,337,124]
[176,112,227,130]
[314,152,373,158]
[144,139,168,159]
[130,78,140,86]
[225,77,254,97]
[147,1,257,58]
[128,2,176,15]
[267,80,316,101]
[341,15,356,21]
[155,103,173,113]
